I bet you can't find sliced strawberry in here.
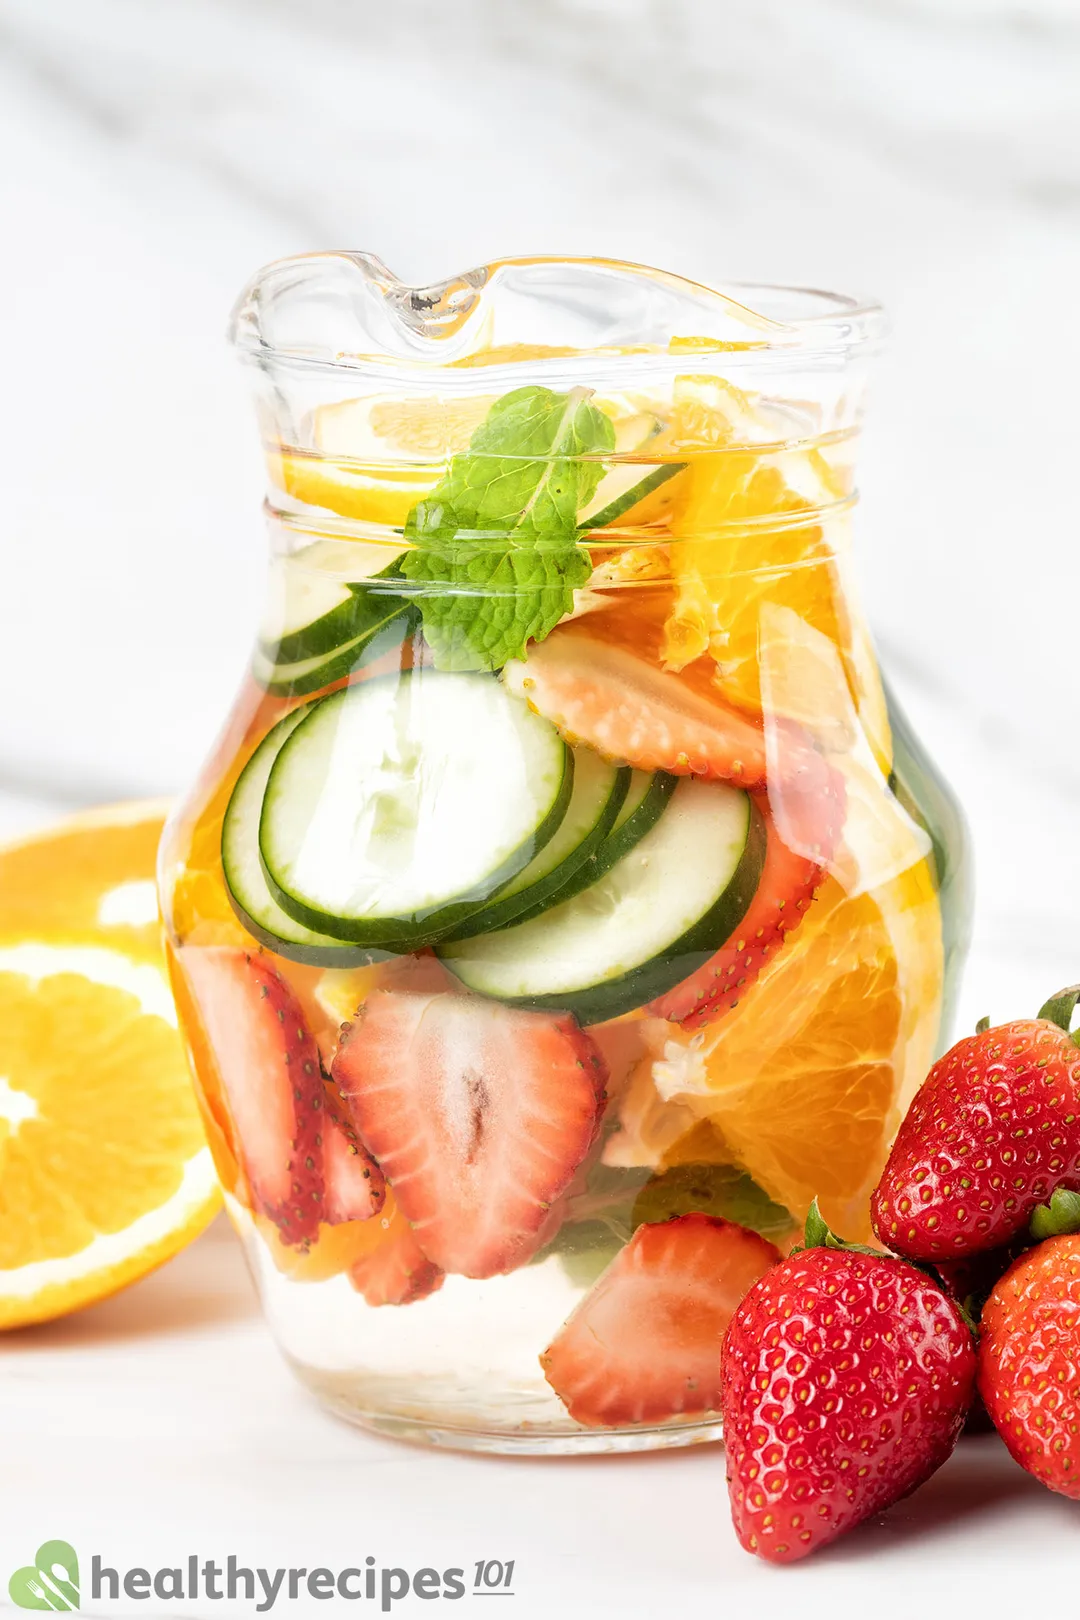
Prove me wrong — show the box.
[180,946,384,1245]
[331,991,608,1279]
[541,1214,779,1427]
[651,783,841,1028]
[505,629,772,785]
[350,1220,444,1307]
[322,1083,386,1224]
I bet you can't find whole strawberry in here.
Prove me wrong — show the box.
[978,1188,1080,1498]
[721,1205,976,1564]
[871,988,1080,1262]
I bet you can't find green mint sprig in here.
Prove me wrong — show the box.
[398,384,616,672]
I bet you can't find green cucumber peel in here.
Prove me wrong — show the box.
[398,385,616,672]
[582,461,685,531]
[1030,1186,1080,1241]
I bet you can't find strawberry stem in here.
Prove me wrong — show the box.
[800,1203,979,1337]
[794,1198,880,1257]
[975,1015,991,1034]
[1030,1186,1080,1241]
[1037,985,1080,1037]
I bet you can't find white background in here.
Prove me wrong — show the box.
[1,1,1079,1611]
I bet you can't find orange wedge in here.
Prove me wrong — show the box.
[0,805,220,1328]
[266,391,494,526]
[604,640,943,1244]
[656,375,892,774]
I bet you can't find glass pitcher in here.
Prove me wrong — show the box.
[158,253,971,1454]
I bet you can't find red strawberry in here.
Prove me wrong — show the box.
[322,1082,386,1225]
[934,1241,1028,1319]
[181,946,384,1245]
[651,784,840,1027]
[978,1211,1080,1497]
[541,1215,779,1427]
[504,629,774,785]
[350,1213,445,1307]
[721,1215,976,1564]
[871,990,1080,1261]
[331,991,608,1279]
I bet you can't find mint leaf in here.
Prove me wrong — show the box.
[399,385,615,671]
[630,1163,795,1245]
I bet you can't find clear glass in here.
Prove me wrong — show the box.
[159,254,971,1454]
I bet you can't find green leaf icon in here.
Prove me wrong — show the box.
[8,1541,79,1611]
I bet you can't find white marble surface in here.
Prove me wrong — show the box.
[3,1216,1078,1620]
[2,1,1080,1609]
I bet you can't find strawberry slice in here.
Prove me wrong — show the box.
[331,991,608,1279]
[180,947,384,1245]
[651,782,842,1028]
[541,1214,779,1427]
[350,1218,444,1307]
[322,1082,386,1225]
[504,630,771,785]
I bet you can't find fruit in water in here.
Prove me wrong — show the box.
[652,784,841,1028]
[655,374,891,774]
[541,1214,778,1427]
[180,947,384,1246]
[639,855,941,1240]
[721,1235,976,1563]
[332,991,608,1278]
[322,1081,387,1224]
[871,996,1080,1260]
[350,1209,445,1307]
[978,1232,1080,1498]
[505,628,771,786]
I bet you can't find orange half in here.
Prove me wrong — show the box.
[0,805,220,1328]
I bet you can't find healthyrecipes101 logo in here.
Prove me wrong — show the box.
[9,1541,80,1611]
[8,1540,519,1611]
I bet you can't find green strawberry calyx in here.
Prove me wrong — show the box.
[1037,984,1080,1044]
[1030,1186,1080,1242]
[796,1199,980,1333]
[975,984,1080,1043]
[793,1198,881,1258]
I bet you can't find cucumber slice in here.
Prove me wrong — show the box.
[261,670,573,948]
[580,413,685,530]
[261,568,353,655]
[506,767,676,930]
[222,706,384,967]
[595,769,677,872]
[440,779,765,1023]
[443,750,630,941]
[260,559,407,665]
[583,464,685,531]
[253,603,418,699]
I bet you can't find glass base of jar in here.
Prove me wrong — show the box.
[293,1363,724,1455]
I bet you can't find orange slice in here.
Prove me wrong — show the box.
[614,854,940,1244]
[656,376,891,773]
[0,798,174,963]
[0,806,220,1328]
[267,392,495,526]
[604,666,943,1244]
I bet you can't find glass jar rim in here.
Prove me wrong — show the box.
[229,252,888,384]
